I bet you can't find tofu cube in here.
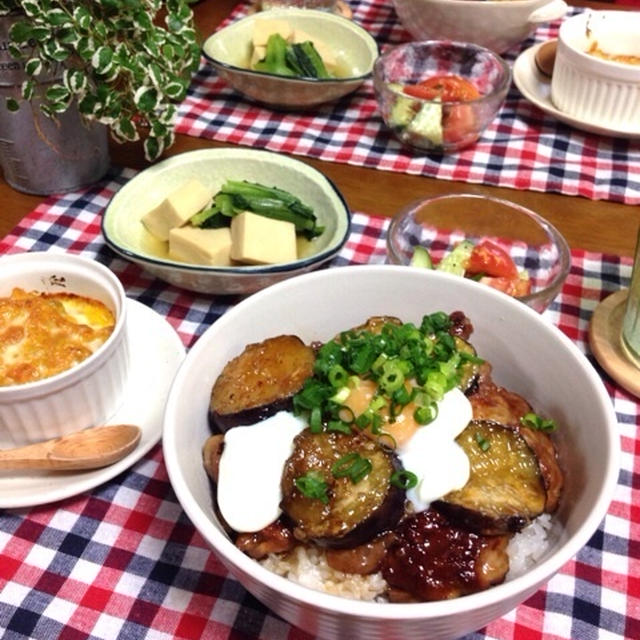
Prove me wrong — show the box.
[141,179,214,241]
[168,226,232,266]
[230,211,297,265]
[252,19,293,47]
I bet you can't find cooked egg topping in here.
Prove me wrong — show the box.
[217,411,307,533]
[0,288,115,386]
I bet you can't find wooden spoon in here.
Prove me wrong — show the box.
[0,425,141,471]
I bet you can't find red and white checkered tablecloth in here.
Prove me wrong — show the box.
[174,0,640,206]
[0,168,638,639]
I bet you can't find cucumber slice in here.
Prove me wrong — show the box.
[436,240,474,276]
[410,246,434,268]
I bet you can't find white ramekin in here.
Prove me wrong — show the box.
[551,10,640,129]
[0,252,130,446]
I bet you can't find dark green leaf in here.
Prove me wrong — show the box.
[5,97,19,112]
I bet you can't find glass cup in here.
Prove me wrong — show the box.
[260,0,338,10]
[622,228,640,365]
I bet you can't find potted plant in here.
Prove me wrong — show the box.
[0,0,201,193]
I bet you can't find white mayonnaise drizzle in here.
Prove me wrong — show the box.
[398,387,472,512]
[217,411,306,533]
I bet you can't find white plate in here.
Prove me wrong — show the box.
[0,298,185,509]
[513,42,640,139]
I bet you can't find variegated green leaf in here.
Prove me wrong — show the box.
[24,58,42,76]
[92,46,114,74]
[73,6,92,31]
[134,86,158,112]
[21,79,34,101]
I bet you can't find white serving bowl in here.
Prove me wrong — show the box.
[0,252,129,446]
[392,0,567,54]
[163,265,619,640]
[551,10,640,131]
[102,148,351,295]
[202,8,378,109]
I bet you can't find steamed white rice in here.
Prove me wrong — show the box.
[260,514,554,601]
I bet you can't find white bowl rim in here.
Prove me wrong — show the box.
[374,40,512,106]
[163,264,620,620]
[0,251,127,397]
[202,7,380,84]
[101,148,352,276]
[385,193,572,306]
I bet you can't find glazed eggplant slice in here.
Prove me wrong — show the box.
[280,429,405,549]
[519,425,564,513]
[209,335,315,432]
[433,420,547,534]
[382,509,511,602]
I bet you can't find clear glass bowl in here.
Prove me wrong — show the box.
[386,194,571,312]
[373,41,511,153]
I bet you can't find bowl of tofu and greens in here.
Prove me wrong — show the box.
[202,8,379,109]
[162,265,618,640]
[101,148,351,295]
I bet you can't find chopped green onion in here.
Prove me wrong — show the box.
[520,412,557,432]
[331,386,351,404]
[414,402,438,425]
[309,406,322,433]
[328,364,348,388]
[328,420,352,434]
[295,471,329,503]
[390,469,418,489]
[475,432,491,451]
[331,452,372,483]
[355,412,371,429]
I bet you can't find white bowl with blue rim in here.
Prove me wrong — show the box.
[101,148,351,295]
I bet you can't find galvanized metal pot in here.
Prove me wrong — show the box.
[0,14,110,195]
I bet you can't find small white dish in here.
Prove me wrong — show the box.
[0,298,185,509]
[513,42,640,139]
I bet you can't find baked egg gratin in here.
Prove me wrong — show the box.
[0,288,115,386]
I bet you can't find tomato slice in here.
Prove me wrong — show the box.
[443,104,477,145]
[466,240,519,279]
[419,75,480,102]
[479,276,532,298]
[402,84,440,100]
[402,75,480,102]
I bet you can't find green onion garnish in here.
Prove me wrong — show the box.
[520,412,557,432]
[292,312,467,438]
[475,432,491,451]
[331,452,372,483]
[294,471,329,503]
[390,469,418,489]
[414,402,438,425]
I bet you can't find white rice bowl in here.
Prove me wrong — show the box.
[163,265,619,640]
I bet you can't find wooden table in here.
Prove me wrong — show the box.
[1,0,638,256]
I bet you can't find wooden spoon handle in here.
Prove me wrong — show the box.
[0,439,58,470]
